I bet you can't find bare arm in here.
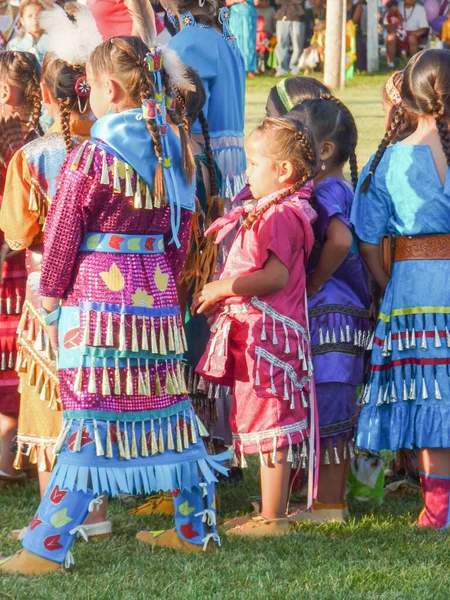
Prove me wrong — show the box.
[307,217,353,296]
[192,252,289,314]
[359,241,390,291]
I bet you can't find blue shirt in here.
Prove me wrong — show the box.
[7,32,48,65]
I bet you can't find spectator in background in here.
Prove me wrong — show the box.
[275,0,306,77]
[86,0,136,40]
[6,0,48,64]
[384,0,429,69]
[347,0,367,71]
[256,0,275,36]
[228,0,258,78]
[0,1,18,51]
[304,0,325,46]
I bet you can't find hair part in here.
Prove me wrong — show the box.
[243,117,318,229]
[0,51,43,134]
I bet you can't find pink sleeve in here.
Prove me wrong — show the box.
[39,154,93,298]
[256,204,305,272]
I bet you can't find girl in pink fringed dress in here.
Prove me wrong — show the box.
[195,116,318,536]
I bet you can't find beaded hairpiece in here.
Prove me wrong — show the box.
[276,80,295,112]
[385,71,403,107]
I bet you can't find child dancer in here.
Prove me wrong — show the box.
[352,49,450,529]
[0,3,108,537]
[0,50,42,487]
[195,117,318,536]
[287,97,370,521]
[0,34,228,576]
[7,0,49,64]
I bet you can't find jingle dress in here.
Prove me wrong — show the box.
[0,119,92,471]
[197,185,317,464]
[308,177,370,462]
[168,9,246,200]
[18,108,227,565]
[351,144,450,451]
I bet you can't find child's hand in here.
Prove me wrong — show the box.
[192,280,229,315]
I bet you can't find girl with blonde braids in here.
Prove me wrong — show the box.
[352,49,450,529]
[195,117,318,536]
[0,50,42,488]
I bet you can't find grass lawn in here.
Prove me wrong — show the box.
[2,74,449,600]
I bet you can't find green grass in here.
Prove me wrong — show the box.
[1,74,446,600]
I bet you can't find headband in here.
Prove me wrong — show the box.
[276,79,294,113]
[385,72,402,107]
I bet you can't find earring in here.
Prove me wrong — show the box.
[321,162,326,171]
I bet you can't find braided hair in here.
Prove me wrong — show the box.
[175,67,218,197]
[42,54,90,154]
[402,49,450,170]
[243,118,318,229]
[288,94,359,188]
[0,51,43,134]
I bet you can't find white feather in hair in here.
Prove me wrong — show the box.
[163,47,196,93]
[39,3,102,65]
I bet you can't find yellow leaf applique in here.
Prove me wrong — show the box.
[50,508,73,529]
[132,289,154,308]
[154,264,169,292]
[99,263,125,292]
[178,501,195,516]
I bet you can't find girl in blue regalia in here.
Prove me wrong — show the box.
[351,49,450,529]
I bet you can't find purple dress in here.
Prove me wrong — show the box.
[308,177,370,463]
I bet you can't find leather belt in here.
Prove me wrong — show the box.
[394,233,450,262]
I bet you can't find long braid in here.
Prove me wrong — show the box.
[28,70,43,136]
[433,97,450,169]
[169,101,196,185]
[321,92,359,188]
[198,110,218,198]
[59,97,74,154]
[8,52,43,135]
[360,106,405,193]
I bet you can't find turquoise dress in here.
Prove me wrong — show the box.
[229,0,257,73]
[351,144,450,451]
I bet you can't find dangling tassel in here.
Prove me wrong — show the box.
[333,445,340,465]
[410,328,416,348]
[283,323,290,354]
[28,185,38,211]
[105,421,113,458]
[259,444,266,467]
[113,157,121,193]
[183,411,190,449]
[190,409,198,444]
[100,150,109,185]
[93,419,105,456]
[116,420,125,459]
[134,177,143,209]
[403,379,408,401]
[196,414,209,438]
[73,359,83,393]
[319,328,324,345]
[175,414,183,453]
[119,313,126,351]
[73,419,85,452]
[261,310,267,341]
[125,164,134,197]
[270,363,276,395]
[340,326,345,343]
[409,377,416,400]
[126,359,134,395]
[272,436,278,464]
[240,447,248,469]
[272,319,278,346]
[83,144,95,175]
[422,376,428,400]
[346,325,351,343]
[301,389,308,408]
[155,361,161,396]
[165,363,175,395]
[38,447,47,473]
[122,423,131,460]
[405,328,410,349]
[70,141,86,170]
[323,446,330,465]
[145,360,151,396]
[331,328,337,344]
[131,421,138,458]
[168,316,175,352]
[173,318,182,355]
[166,417,175,450]
[93,311,102,347]
[150,420,158,455]
[53,419,72,455]
[325,329,331,344]
[150,317,158,354]
[137,359,146,395]
[435,326,442,348]
[435,377,442,400]
[159,317,167,355]
[283,371,289,401]
[102,358,111,396]
[180,323,188,354]
[114,357,121,395]
[390,381,397,402]
[34,326,44,351]
[88,357,97,394]
[287,433,294,463]
[105,311,114,346]
[141,316,149,351]
[421,330,428,351]
[131,315,139,353]
[140,421,149,457]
